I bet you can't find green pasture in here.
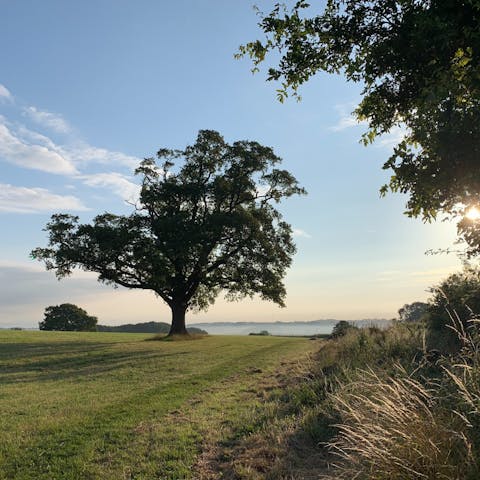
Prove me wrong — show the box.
[0,330,314,480]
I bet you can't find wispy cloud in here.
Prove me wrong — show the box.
[292,228,312,239]
[0,262,166,328]
[16,124,59,150]
[0,85,144,208]
[330,102,409,149]
[0,84,13,102]
[0,260,45,273]
[79,172,141,203]
[376,125,407,149]
[330,114,363,132]
[0,122,78,175]
[330,103,367,132]
[409,267,458,279]
[375,266,459,285]
[0,183,88,213]
[330,103,410,152]
[0,85,140,174]
[10,122,141,173]
[23,106,71,134]
[68,144,140,169]
[0,262,108,327]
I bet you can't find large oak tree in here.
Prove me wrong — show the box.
[239,0,480,253]
[32,130,305,335]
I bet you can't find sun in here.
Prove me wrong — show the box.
[465,206,480,221]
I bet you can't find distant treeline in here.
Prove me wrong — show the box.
[97,321,207,335]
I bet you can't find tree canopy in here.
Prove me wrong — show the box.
[425,266,480,351]
[32,130,305,335]
[39,303,97,331]
[239,0,480,250]
[398,301,428,323]
[330,320,358,339]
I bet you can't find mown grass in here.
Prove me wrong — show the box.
[0,330,315,480]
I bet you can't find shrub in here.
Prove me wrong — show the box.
[398,301,428,322]
[330,321,357,339]
[249,330,271,336]
[320,323,423,374]
[426,266,480,352]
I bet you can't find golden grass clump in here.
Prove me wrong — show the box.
[323,367,473,480]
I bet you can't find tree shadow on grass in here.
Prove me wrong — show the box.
[0,342,188,385]
[193,356,332,479]
[0,341,113,361]
[196,411,330,480]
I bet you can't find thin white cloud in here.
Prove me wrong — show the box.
[23,106,71,134]
[0,90,141,174]
[0,84,13,102]
[0,123,78,175]
[0,183,88,213]
[375,266,459,285]
[292,228,312,239]
[17,125,141,172]
[79,172,141,203]
[16,124,59,150]
[0,119,142,182]
[330,114,364,132]
[0,260,44,272]
[69,144,140,169]
[330,103,367,132]
[376,125,407,149]
[256,184,270,197]
[0,262,166,328]
[0,94,143,203]
[409,267,458,279]
[331,103,408,149]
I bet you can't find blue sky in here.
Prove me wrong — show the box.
[0,1,462,327]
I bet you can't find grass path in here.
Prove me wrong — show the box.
[0,331,316,479]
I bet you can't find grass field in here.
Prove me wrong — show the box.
[0,331,316,480]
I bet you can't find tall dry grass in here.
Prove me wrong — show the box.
[319,316,480,480]
[322,368,472,479]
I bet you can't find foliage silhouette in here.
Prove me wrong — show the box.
[398,302,428,323]
[240,0,480,250]
[39,303,97,332]
[32,130,305,335]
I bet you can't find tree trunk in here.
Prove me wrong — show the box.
[168,302,188,336]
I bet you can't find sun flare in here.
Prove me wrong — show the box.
[466,206,480,221]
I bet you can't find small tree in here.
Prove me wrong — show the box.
[331,321,357,339]
[32,130,305,336]
[428,267,480,329]
[39,303,97,331]
[423,266,480,351]
[398,302,428,323]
